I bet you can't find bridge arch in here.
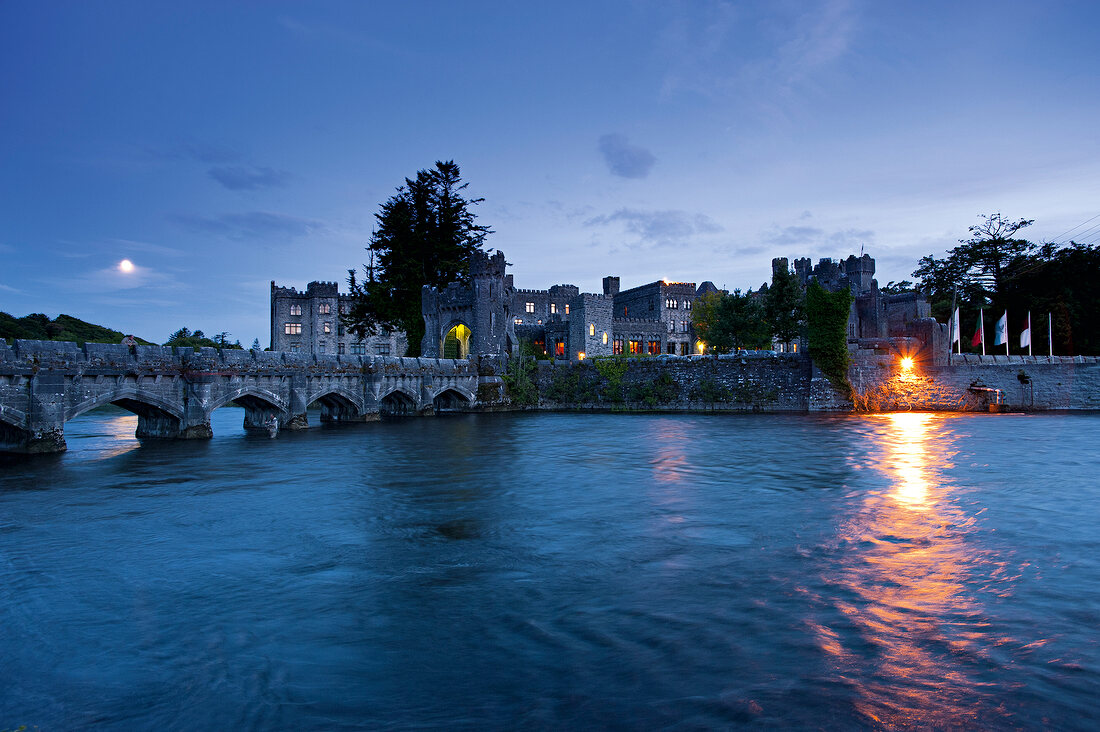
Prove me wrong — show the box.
[432,385,476,413]
[66,389,186,424]
[379,386,419,416]
[0,404,27,429]
[306,386,366,424]
[206,387,288,415]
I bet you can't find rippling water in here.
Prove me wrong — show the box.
[2,408,1099,730]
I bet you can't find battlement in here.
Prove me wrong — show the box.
[470,249,507,278]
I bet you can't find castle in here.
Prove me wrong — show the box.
[271,249,927,361]
[269,280,405,356]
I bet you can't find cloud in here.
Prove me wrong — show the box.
[585,208,723,246]
[0,283,23,293]
[598,134,657,179]
[208,166,291,191]
[764,223,874,252]
[111,238,186,257]
[169,211,323,240]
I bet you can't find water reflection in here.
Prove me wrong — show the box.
[824,413,1000,728]
[69,411,141,461]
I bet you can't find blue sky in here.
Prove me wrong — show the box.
[2,1,1098,346]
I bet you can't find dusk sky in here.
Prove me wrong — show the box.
[2,1,1099,346]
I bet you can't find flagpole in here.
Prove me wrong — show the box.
[980,309,985,356]
[949,288,957,363]
[1005,309,1009,356]
[1048,312,1053,357]
[1028,311,1032,357]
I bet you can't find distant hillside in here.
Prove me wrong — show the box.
[0,312,154,346]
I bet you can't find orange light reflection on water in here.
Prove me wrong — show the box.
[817,413,1007,728]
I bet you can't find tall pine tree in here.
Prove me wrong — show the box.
[344,161,491,356]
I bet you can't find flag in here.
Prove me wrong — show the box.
[951,308,960,344]
[993,311,1007,346]
[1020,313,1031,348]
[971,317,983,347]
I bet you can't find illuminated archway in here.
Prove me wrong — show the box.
[442,323,471,359]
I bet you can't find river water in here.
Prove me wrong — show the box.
[1,408,1099,730]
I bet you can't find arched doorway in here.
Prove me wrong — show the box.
[442,323,471,359]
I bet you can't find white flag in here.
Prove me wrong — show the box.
[951,307,960,344]
[1020,313,1031,348]
[993,311,1008,346]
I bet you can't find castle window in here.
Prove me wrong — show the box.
[602,332,608,344]
[323,321,331,334]
[684,300,692,310]
[550,303,557,314]
[350,343,366,355]
[338,343,346,355]
[613,339,623,355]
[290,344,300,352]
[589,324,595,336]
[667,343,677,354]
[629,340,642,354]
[284,322,302,335]
[375,343,391,355]
[319,343,326,353]
[648,341,660,355]
[514,318,523,325]
[564,304,570,315]
[555,341,565,358]
[319,303,331,314]
[340,304,349,315]
[681,321,689,333]
[525,302,535,313]
[289,304,302,316]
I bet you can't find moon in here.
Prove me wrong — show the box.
[119,259,135,273]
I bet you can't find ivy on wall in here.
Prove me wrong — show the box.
[805,281,854,394]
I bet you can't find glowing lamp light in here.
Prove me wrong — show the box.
[577,351,586,360]
[119,259,135,273]
[696,340,706,354]
[900,356,915,372]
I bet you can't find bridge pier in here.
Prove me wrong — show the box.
[0,422,67,454]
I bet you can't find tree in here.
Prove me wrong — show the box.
[764,266,804,347]
[913,213,1035,319]
[344,160,492,357]
[164,327,242,349]
[251,338,262,351]
[695,290,771,354]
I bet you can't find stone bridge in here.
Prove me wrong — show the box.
[0,340,485,454]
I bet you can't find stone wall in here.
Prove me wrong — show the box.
[532,354,850,412]
[850,353,1100,411]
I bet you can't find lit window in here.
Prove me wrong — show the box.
[284,322,302,335]
[514,318,523,325]
[319,303,331,314]
[629,340,642,354]
[613,339,623,355]
[289,304,302,316]
[602,332,608,344]
[551,303,557,314]
[685,300,692,310]
[564,304,570,314]
[589,323,595,336]
[323,321,331,333]
[555,341,565,357]
[648,341,660,354]
[525,302,535,313]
